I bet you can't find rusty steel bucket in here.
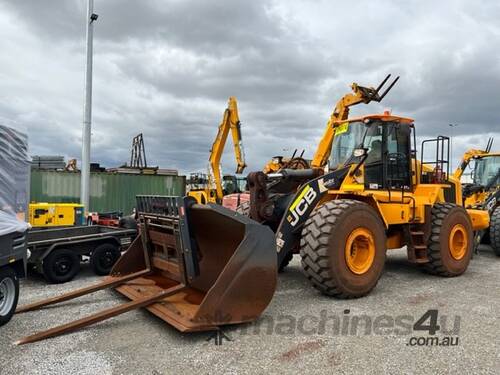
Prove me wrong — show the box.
[15,196,277,344]
[113,196,277,331]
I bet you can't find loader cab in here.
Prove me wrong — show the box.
[472,155,500,188]
[330,115,414,191]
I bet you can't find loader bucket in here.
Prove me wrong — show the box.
[14,196,277,345]
[112,196,278,331]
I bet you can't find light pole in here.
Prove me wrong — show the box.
[81,0,98,215]
[448,123,458,169]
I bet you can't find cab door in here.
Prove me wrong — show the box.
[363,121,412,191]
[384,122,412,190]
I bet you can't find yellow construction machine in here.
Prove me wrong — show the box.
[187,97,246,204]
[245,75,489,297]
[453,138,500,255]
[262,150,310,174]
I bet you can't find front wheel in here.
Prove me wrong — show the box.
[0,266,19,326]
[300,200,386,299]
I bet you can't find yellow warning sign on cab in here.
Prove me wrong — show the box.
[335,122,349,136]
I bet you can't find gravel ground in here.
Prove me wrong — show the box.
[1,246,499,375]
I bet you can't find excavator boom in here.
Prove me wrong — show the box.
[208,97,247,201]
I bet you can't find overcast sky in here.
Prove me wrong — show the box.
[1,0,499,175]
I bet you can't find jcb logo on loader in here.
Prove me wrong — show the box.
[287,185,317,227]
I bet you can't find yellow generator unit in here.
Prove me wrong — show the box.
[29,203,85,228]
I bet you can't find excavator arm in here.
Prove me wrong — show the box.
[209,96,247,202]
[311,75,399,168]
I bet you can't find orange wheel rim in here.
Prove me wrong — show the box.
[449,224,468,260]
[345,228,376,275]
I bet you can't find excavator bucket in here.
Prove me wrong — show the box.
[15,196,277,344]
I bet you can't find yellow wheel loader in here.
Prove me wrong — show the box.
[453,139,500,255]
[248,112,489,298]
[244,75,489,295]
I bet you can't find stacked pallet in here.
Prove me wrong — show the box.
[31,155,65,170]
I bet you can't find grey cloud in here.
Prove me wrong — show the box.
[1,0,499,175]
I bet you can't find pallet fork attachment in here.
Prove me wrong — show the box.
[15,196,277,345]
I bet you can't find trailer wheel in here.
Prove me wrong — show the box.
[90,244,121,275]
[490,206,500,256]
[43,248,80,284]
[424,203,473,276]
[300,200,386,299]
[0,266,19,326]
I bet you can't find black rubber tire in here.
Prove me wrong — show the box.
[42,248,80,284]
[300,200,386,299]
[236,201,250,216]
[424,203,473,276]
[490,206,500,256]
[0,266,19,327]
[90,243,121,276]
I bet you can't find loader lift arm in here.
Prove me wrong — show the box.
[311,74,399,169]
[209,96,247,202]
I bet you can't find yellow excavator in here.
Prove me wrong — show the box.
[453,139,500,255]
[187,96,246,204]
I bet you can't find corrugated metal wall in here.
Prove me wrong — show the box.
[30,170,186,215]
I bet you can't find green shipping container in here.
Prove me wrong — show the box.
[30,170,186,215]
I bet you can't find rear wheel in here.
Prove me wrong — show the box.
[425,203,473,276]
[90,244,121,275]
[0,266,19,326]
[490,206,500,256]
[300,200,386,298]
[43,248,80,283]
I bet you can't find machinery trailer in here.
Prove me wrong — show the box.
[27,225,137,283]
